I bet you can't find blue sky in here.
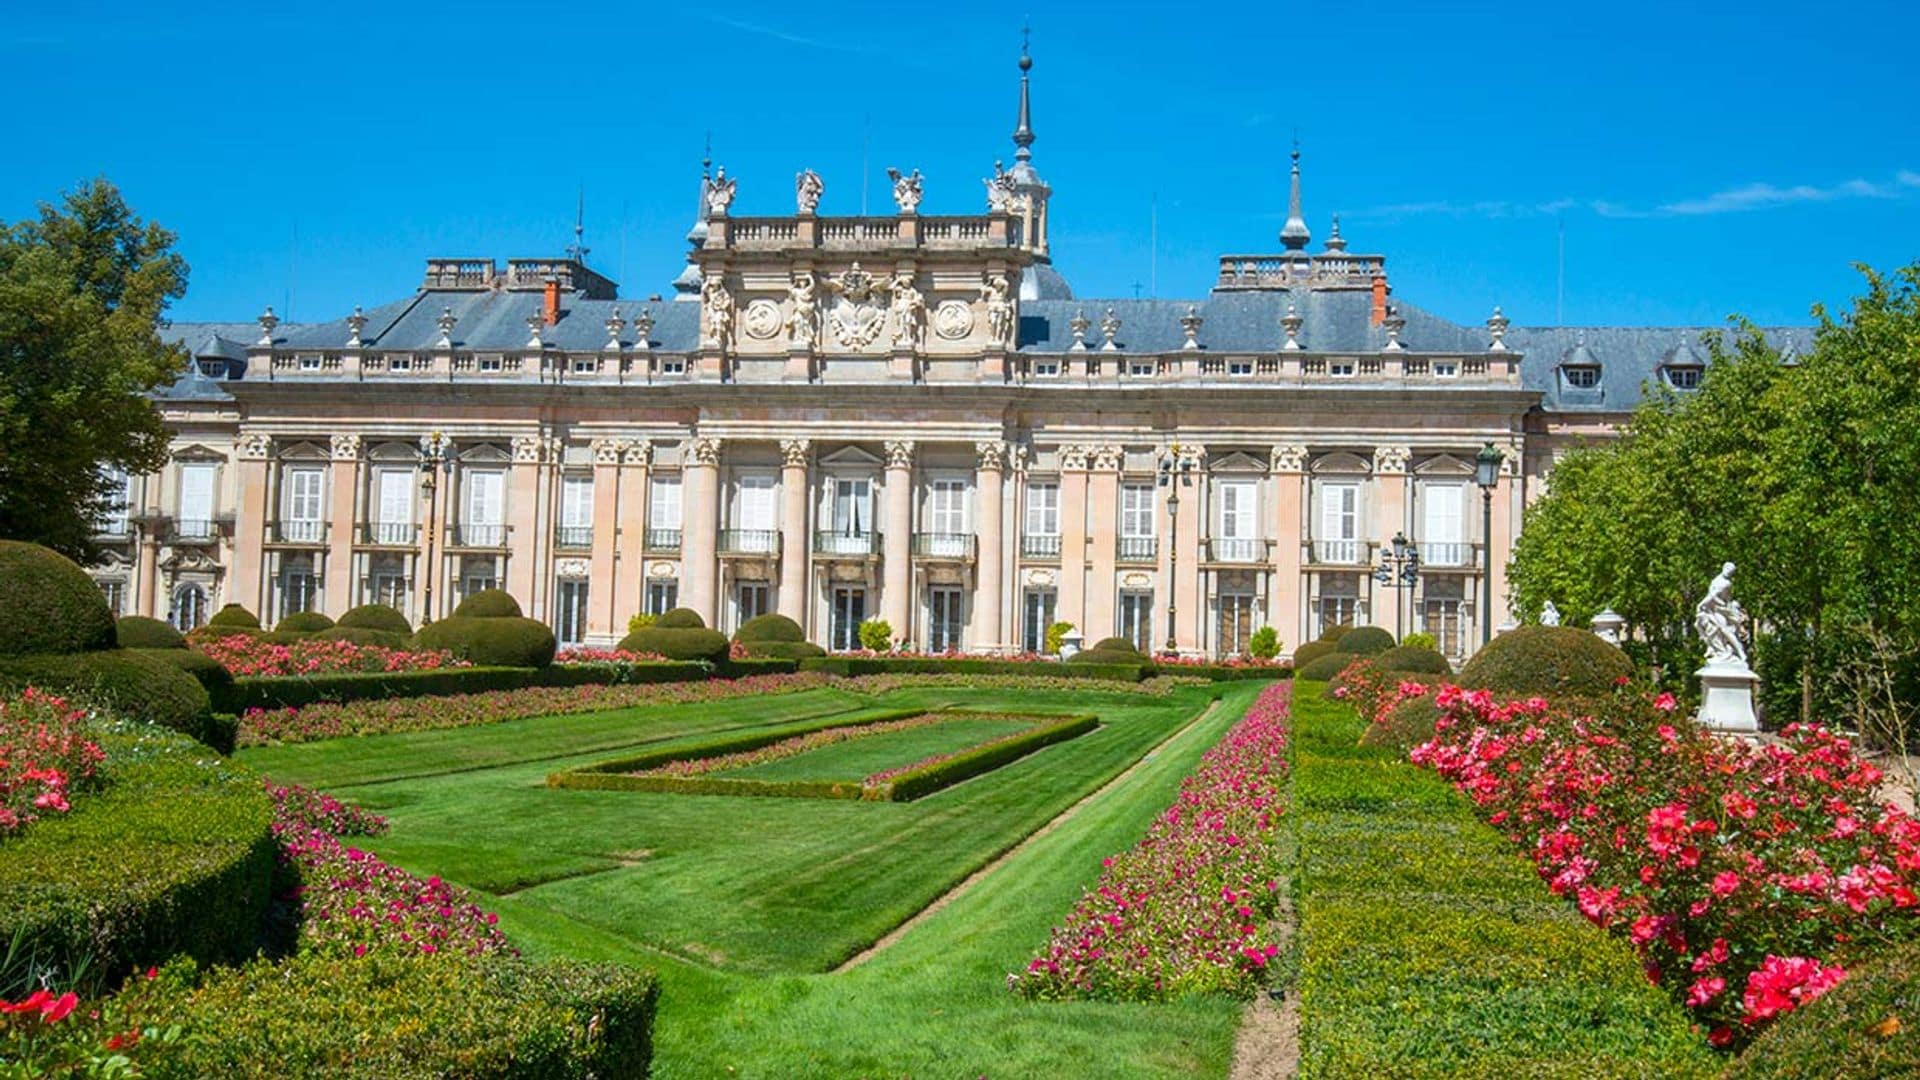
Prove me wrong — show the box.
[4,1,1916,330]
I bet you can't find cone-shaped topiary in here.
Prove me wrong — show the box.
[652,608,706,630]
[1377,645,1451,674]
[452,589,523,619]
[336,604,412,635]
[1457,625,1633,697]
[1336,626,1396,656]
[0,540,117,657]
[117,615,187,650]
[207,604,262,630]
[734,613,805,642]
[275,610,335,635]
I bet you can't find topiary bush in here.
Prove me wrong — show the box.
[735,613,803,642]
[859,618,895,653]
[653,607,706,630]
[336,603,412,635]
[618,626,729,663]
[1358,689,1445,752]
[117,615,187,650]
[315,625,411,649]
[453,589,523,619]
[1292,640,1339,670]
[1377,645,1452,675]
[1336,626,1396,656]
[131,647,235,700]
[736,640,826,661]
[1070,637,1145,666]
[1319,624,1352,644]
[207,604,261,630]
[0,649,224,752]
[1458,625,1634,697]
[414,616,556,669]
[274,610,335,635]
[1249,626,1281,660]
[1725,938,1920,1078]
[0,540,117,657]
[1296,653,1352,682]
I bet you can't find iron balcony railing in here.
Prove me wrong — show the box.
[449,523,508,548]
[1417,540,1474,568]
[272,520,326,545]
[1116,536,1157,562]
[1206,537,1268,564]
[554,525,593,549]
[362,521,419,546]
[173,518,218,541]
[643,528,682,553]
[814,530,881,557]
[912,532,975,559]
[1310,539,1366,565]
[1021,534,1062,559]
[719,529,781,555]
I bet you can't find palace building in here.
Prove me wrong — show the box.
[94,49,1803,662]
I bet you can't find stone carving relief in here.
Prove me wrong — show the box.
[1059,445,1090,471]
[622,440,653,467]
[741,299,782,341]
[795,169,823,214]
[932,300,974,341]
[329,434,362,461]
[787,272,819,348]
[1270,444,1309,473]
[1090,445,1124,471]
[974,440,1008,471]
[689,437,723,468]
[556,557,590,578]
[1373,446,1411,474]
[238,432,273,460]
[883,440,916,470]
[779,439,812,468]
[889,271,925,349]
[590,438,629,465]
[510,435,545,464]
[886,167,924,213]
[981,273,1014,348]
[704,167,736,215]
[701,276,734,348]
[826,263,888,350]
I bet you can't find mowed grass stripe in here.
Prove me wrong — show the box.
[716,716,1034,782]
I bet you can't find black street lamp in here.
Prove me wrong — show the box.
[1474,441,1504,647]
[1157,444,1196,655]
[418,432,454,625]
[1372,531,1421,639]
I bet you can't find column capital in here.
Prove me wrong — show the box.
[237,431,273,460]
[688,436,723,468]
[1270,444,1309,473]
[1372,445,1411,475]
[511,434,548,464]
[883,439,916,470]
[622,439,654,467]
[590,437,630,466]
[1059,444,1090,471]
[329,434,362,462]
[1088,444,1123,471]
[779,439,812,468]
[974,439,1009,471]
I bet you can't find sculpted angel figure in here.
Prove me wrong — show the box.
[704,166,737,215]
[889,271,925,348]
[787,272,818,347]
[887,168,924,213]
[701,276,733,347]
[983,161,1016,212]
[795,169,824,214]
[981,273,1014,347]
[1694,561,1748,665]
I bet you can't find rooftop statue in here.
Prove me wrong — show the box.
[704,167,737,215]
[795,169,824,215]
[984,161,1016,212]
[887,168,924,214]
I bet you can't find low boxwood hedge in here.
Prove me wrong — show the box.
[215,662,717,713]
[131,647,235,697]
[738,640,827,660]
[1458,625,1634,697]
[796,656,1146,682]
[1357,689,1445,752]
[1291,640,1339,670]
[1159,663,1291,682]
[884,714,1097,800]
[0,540,118,657]
[0,649,226,753]
[557,707,930,782]
[618,625,729,663]
[1295,653,1353,682]
[313,625,411,648]
[714,657,802,678]
[116,615,187,650]
[140,951,658,1079]
[1726,937,1920,1078]
[0,718,275,996]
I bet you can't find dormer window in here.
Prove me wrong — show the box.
[571,357,596,375]
[1433,361,1459,378]
[1329,360,1356,378]
[1228,359,1254,376]
[1031,358,1061,377]
[1563,366,1600,389]
[298,354,321,371]
[477,355,503,373]
[1664,365,1702,391]
[198,360,224,378]
[389,354,414,371]
[1127,359,1155,377]
[658,356,686,375]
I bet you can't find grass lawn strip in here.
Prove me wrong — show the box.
[721,715,1031,781]
[1290,680,1720,1078]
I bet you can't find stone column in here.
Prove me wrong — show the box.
[507,435,546,613]
[777,439,811,624]
[231,432,272,616]
[325,435,361,615]
[588,439,626,642]
[615,441,652,631]
[881,440,915,643]
[1371,446,1411,638]
[1084,446,1121,641]
[681,437,722,625]
[971,441,1006,653]
[1172,446,1206,655]
[1490,440,1521,628]
[136,535,160,618]
[1270,445,1308,658]
[1057,445,1090,636]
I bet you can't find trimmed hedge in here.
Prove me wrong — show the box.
[0,718,275,996]
[313,625,411,648]
[1336,626,1396,656]
[1358,690,1445,752]
[1295,653,1353,682]
[141,952,658,1079]
[797,656,1146,682]
[739,639,827,660]
[558,707,930,780]
[1377,645,1451,675]
[452,589,523,618]
[131,647,235,698]
[653,607,706,630]
[1159,663,1291,682]
[1292,640,1339,670]
[735,613,805,642]
[413,615,557,668]
[216,662,717,713]
[0,649,226,753]
[274,610,335,635]
[1458,625,1634,697]
[116,615,187,650]
[1069,638,1146,667]
[714,657,804,677]
[1319,624,1352,644]
[885,714,1098,800]
[618,625,729,663]
[0,540,117,656]
[1727,938,1920,1078]
[336,603,412,634]
[207,604,261,630]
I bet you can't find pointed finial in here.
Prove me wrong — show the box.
[1281,300,1303,351]
[1324,213,1347,252]
[1487,305,1510,351]
[567,186,589,265]
[345,305,367,348]
[1280,140,1311,251]
[1012,26,1035,162]
[256,306,278,346]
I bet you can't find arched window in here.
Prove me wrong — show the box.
[171,583,209,630]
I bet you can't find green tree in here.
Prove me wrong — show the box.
[0,179,188,563]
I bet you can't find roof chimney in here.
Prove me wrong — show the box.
[543,277,561,327]
[1370,274,1389,326]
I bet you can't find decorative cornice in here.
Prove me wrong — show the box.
[510,435,546,464]
[1270,444,1309,473]
[780,439,812,468]
[1372,445,1411,475]
[1089,444,1124,471]
[974,440,1009,471]
[883,439,916,470]
[1058,444,1090,471]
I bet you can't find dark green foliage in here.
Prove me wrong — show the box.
[131,647,234,698]
[1248,625,1281,660]
[1296,653,1353,682]
[1458,625,1634,697]
[273,610,335,635]
[712,658,802,678]
[1165,664,1291,682]
[1087,637,1138,654]
[1358,690,1444,752]
[561,708,929,779]
[207,603,261,629]
[0,540,117,656]
[653,607,707,629]
[1068,638,1144,667]
[0,719,274,997]
[735,613,805,642]
[1319,624,1352,644]
[412,615,556,669]
[739,640,827,660]
[796,657,1146,681]
[885,715,1098,801]
[140,952,657,1080]
[313,625,410,648]
[1726,938,1920,1078]
[335,603,412,634]
[116,614,186,649]
[452,589,523,619]
[0,649,224,752]
[619,626,729,663]
[1377,645,1452,675]
[1336,626,1396,656]
[1292,641,1338,670]
[218,662,716,713]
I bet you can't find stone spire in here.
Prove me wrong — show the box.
[1012,26,1035,166]
[673,145,713,300]
[1280,143,1311,251]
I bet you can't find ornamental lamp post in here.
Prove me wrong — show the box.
[1371,530,1421,640]
[1474,441,1504,648]
[1157,444,1196,656]
[418,432,454,625]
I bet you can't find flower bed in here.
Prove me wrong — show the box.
[196,634,466,678]
[0,688,104,836]
[237,671,834,746]
[839,672,1206,697]
[554,646,669,665]
[1009,682,1292,1001]
[1408,682,1920,1047]
[264,779,388,837]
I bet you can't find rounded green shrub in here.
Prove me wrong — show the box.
[653,607,707,630]
[336,603,412,634]
[1458,625,1633,697]
[1292,640,1339,670]
[1249,625,1281,660]
[117,614,187,650]
[1087,637,1138,654]
[452,589,523,619]
[618,626,729,663]
[0,540,117,657]
[1726,938,1920,1078]
[0,649,222,752]
[275,610,336,635]
[206,603,261,630]
[1377,645,1452,675]
[740,640,826,660]
[735,613,805,643]
[1318,624,1352,644]
[131,647,235,700]
[1359,691,1445,752]
[1296,653,1354,682]
[0,719,274,996]
[186,623,262,646]
[1336,626,1396,656]
[414,616,557,669]
[315,625,411,649]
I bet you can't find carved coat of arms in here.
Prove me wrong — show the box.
[826,262,887,350]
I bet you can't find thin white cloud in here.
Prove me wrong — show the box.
[1346,170,1919,222]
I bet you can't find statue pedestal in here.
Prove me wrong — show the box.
[1696,660,1760,733]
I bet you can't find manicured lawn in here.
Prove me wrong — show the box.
[716,714,1035,781]
[1289,680,1720,1078]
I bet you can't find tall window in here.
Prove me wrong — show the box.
[645,580,679,615]
[1215,480,1258,561]
[928,586,964,652]
[1021,588,1057,654]
[1316,573,1361,639]
[279,556,318,620]
[925,478,969,557]
[99,466,130,535]
[99,579,126,616]
[463,470,505,545]
[1421,484,1465,567]
[177,463,216,537]
[283,467,325,542]
[649,474,683,549]
[170,583,208,630]
[735,581,770,625]
[1121,484,1154,538]
[374,469,413,544]
[461,557,499,600]
[1025,482,1059,537]
[829,587,867,651]
[1217,590,1255,657]
[1421,578,1467,658]
[554,579,589,645]
[735,474,776,552]
[1318,482,1359,563]
[1119,591,1154,652]
[822,477,872,555]
[559,475,593,547]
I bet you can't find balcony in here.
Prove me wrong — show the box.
[1021,534,1062,560]
[1205,537,1271,564]
[1417,540,1478,570]
[1309,539,1367,566]
[172,517,219,543]
[360,521,419,547]
[719,529,781,556]
[448,523,509,549]
[814,530,881,558]
[1116,536,1158,563]
[912,532,975,561]
[270,520,327,547]
[643,528,682,554]
[555,525,593,550]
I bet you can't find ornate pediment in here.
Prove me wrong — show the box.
[367,440,421,462]
[1309,451,1372,476]
[1413,453,1474,478]
[278,440,329,462]
[1208,450,1269,474]
[172,443,229,463]
[820,444,884,468]
[459,442,512,464]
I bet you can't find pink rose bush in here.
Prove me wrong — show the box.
[198,635,466,678]
[1405,680,1920,1046]
[553,646,669,665]
[1011,683,1292,1000]
[0,688,105,836]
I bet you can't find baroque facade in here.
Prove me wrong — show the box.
[94,50,1804,661]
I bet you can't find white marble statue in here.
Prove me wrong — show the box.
[795,169,824,214]
[982,273,1014,347]
[887,167,924,213]
[704,167,737,215]
[701,276,733,347]
[1540,601,1561,627]
[889,271,925,349]
[787,272,818,348]
[984,161,1016,212]
[1695,561,1748,665]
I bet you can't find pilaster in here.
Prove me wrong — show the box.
[506,435,546,612]
[1056,445,1090,636]
[1371,445,1411,638]
[682,437,723,626]
[616,441,652,632]
[325,434,361,614]
[881,440,915,643]
[588,438,627,641]
[232,432,272,618]
[777,440,812,624]
[1084,445,1122,641]
[971,441,1007,653]
[1270,445,1308,656]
